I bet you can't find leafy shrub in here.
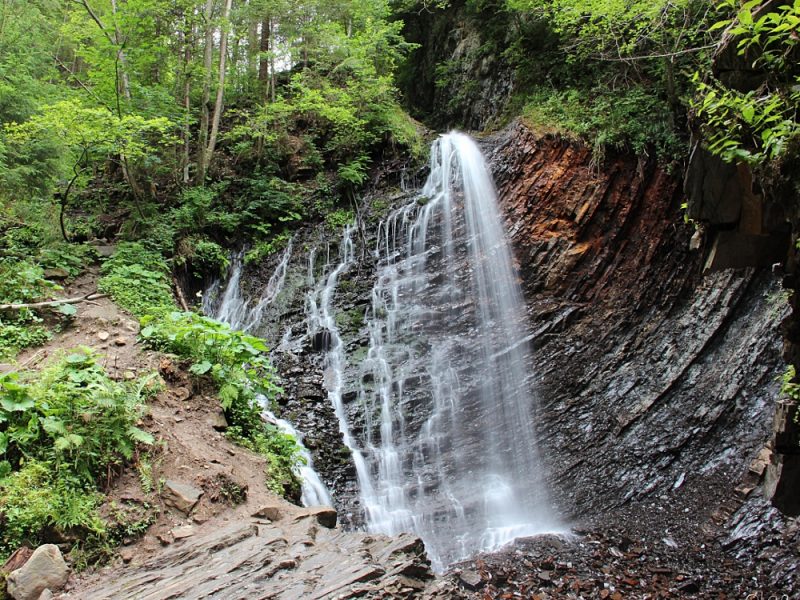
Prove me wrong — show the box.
[325,209,355,231]
[38,242,96,278]
[521,85,685,163]
[0,258,57,304]
[244,231,292,266]
[0,349,155,559]
[0,322,51,360]
[0,258,59,358]
[0,219,46,259]
[175,236,230,278]
[98,242,175,316]
[138,312,302,496]
[0,349,154,481]
[692,0,799,166]
[0,461,107,558]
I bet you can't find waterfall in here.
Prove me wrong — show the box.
[203,240,293,333]
[348,132,560,570]
[258,399,333,507]
[203,241,334,508]
[203,131,560,570]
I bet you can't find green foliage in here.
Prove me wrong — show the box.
[693,0,800,165]
[325,209,355,231]
[227,1,420,189]
[244,231,293,266]
[0,259,57,305]
[0,218,47,260]
[0,258,59,359]
[501,0,717,162]
[0,461,107,560]
[0,350,154,559]
[0,324,52,361]
[138,311,302,496]
[0,213,94,359]
[98,243,175,316]
[521,85,685,162]
[780,365,800,402]
[175,236,230,278]
[5,99,176,165]
[38,243,96,279]
[237,176,305,227]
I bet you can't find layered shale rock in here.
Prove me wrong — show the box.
[77,508,433,599]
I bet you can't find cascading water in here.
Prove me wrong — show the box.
[344,132,560,570]
[258,399,333,507]
[202,239,293,333]
[203,132,559,570]
[203,240,334,507]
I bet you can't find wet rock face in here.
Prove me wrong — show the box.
[222,121,791,583]
[484,122,784,520]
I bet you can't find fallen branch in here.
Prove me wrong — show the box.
[0,292,108,311]
[173,277,190,312]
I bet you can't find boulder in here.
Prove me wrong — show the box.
[251,503,285,521]
[6,545,69,600]
[296,506,338,529]
[207,409,228,431]
[163,480,203,515]
[43,268,70,280]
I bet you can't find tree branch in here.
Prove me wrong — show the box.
[72,0,116,46]
[0,292,108,311]
[593,42,718,62]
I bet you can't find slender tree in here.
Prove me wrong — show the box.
[205,0,233,172]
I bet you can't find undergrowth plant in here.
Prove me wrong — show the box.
[0,348,155,561]
[0,258,58,359]
[98,242,175,316]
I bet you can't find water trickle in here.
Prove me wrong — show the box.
[350,132,560,570]
[203,240,334,507]
[258,397,333,507]
[303,226,380,515]
[202,239,293,333]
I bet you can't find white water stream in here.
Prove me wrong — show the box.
[350,132,561,569]
[203,240,335,508]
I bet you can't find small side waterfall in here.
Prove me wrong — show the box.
[203,240,293,333]
[349,132,560,570]
[203,240,334,508]
[258,399,333,507]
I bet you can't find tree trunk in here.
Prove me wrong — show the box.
[109,0,131,102]
[247,10,258,90]
[205,0,233,173]
[182,12,193,184]
[258,17,271,101]
[109,0,149,209]
[196,0,215,185]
